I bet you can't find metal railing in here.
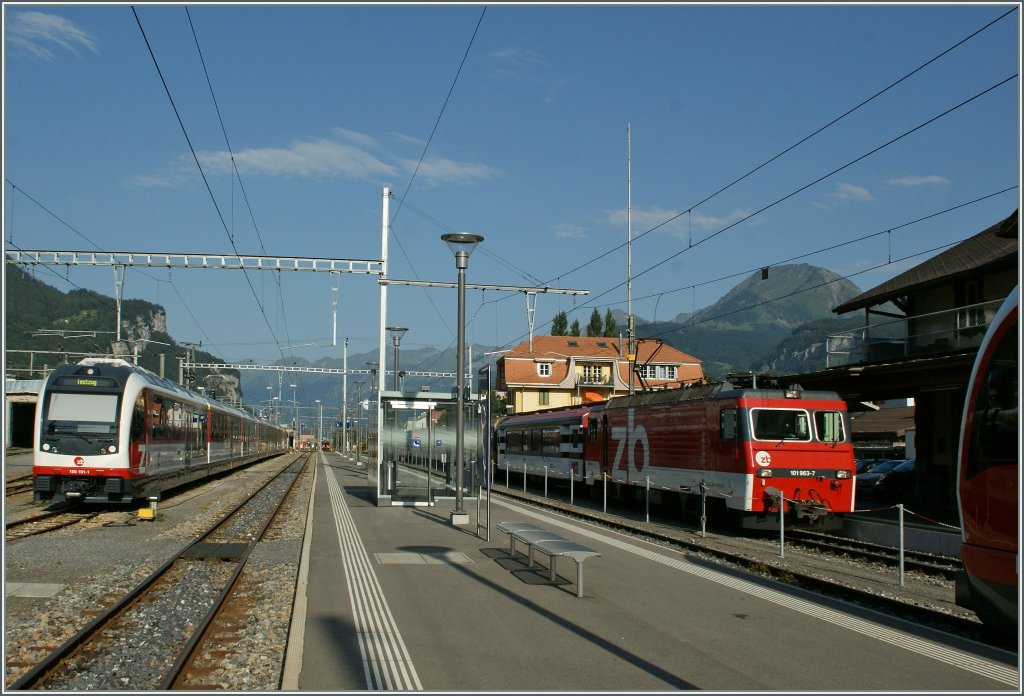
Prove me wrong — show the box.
[827,299,1004,367]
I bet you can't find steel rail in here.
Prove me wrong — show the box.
[8,452,304,691]
[159,451,313,690]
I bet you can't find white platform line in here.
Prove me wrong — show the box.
[326,466,422,690]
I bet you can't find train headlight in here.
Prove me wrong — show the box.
[757,468,772,477]
[42,443,51,451]
[835,470,851,479]
[108,445,117,454]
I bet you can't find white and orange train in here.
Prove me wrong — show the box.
[33,358,289,504]
[496,378,856,530]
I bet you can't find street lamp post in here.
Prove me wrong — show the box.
[442,232,483,526]
[315,400,322,445]
[386,327,408,392]
[353,380,365,463]
[290,383,297,448]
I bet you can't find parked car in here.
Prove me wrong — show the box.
[855,459,906,499]
[856,458,888,475]
[873,458,917,502]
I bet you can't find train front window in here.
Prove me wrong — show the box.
[42,391,119,454]
[814,411,846,443]
[751,409,810,441]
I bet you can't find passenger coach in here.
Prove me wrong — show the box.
[33,358,288,504]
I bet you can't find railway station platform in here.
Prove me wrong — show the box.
[282,450,1018,692]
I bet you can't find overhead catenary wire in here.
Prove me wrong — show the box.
[4,180,228,358]
[494,185,1018,351]
[132,6,287,363]
[184,7,293,358]
[490,8,1019,298]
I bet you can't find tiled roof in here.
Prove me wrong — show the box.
[504,335,700,363]
[834,209,1018,314]
[499,335,704,388]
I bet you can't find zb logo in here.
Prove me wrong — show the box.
[611,408,648,475]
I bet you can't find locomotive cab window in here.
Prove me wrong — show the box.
[814,411,846,443]
[751,408,810,441]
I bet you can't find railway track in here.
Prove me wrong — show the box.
[5,509,99,542]
[785,529,961,579]
[6,474,35,497]
[9,452,312,691]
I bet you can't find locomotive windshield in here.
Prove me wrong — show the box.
[751,409,810,441]
[41,391,120,455]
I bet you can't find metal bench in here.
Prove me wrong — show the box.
[495,521,546,556]
[495,521,601,598]
[511,528,568,568]
[532,538,602,598]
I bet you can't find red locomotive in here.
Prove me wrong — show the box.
[956,286,1018,642]
[497,377,855,530]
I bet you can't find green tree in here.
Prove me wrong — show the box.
[603,309,617,337]
[550,310,568,336]
[569,319,581,336]
[586,308,603,337]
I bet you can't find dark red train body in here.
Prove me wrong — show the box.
[956,286,1018,641]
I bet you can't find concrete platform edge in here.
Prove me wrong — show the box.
[281,456,318,690]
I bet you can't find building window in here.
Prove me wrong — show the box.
[537,363,551,377]
[643,365,677,380]
[539,390,550,405]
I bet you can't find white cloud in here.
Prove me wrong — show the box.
[7,11,97,61]
[130,132,498,188]
[885,175,952,187]
[395,155,499,186]
[490,47,549,73]
[605,207,753,238]
[553,224,587,239]
[833,182,873,202]
[814,182,873,210]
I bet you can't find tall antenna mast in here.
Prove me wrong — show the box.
[627,123,636,395]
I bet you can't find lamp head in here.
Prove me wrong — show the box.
[441,232,484,260]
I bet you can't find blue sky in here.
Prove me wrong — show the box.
[4,3,1021,370]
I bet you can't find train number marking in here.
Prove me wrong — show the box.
[611,408,649,475]
[755,451,772,466]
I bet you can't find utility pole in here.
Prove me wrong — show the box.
[342,338,348,453]
[627,123,636,395]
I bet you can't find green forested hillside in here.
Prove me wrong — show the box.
[4,264,229,383]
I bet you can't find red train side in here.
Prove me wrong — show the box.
[956,286,1018,641]
[497,378,855,530]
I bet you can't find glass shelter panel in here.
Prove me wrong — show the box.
[378,394,482,504]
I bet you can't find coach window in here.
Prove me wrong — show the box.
[720,408,737,440]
